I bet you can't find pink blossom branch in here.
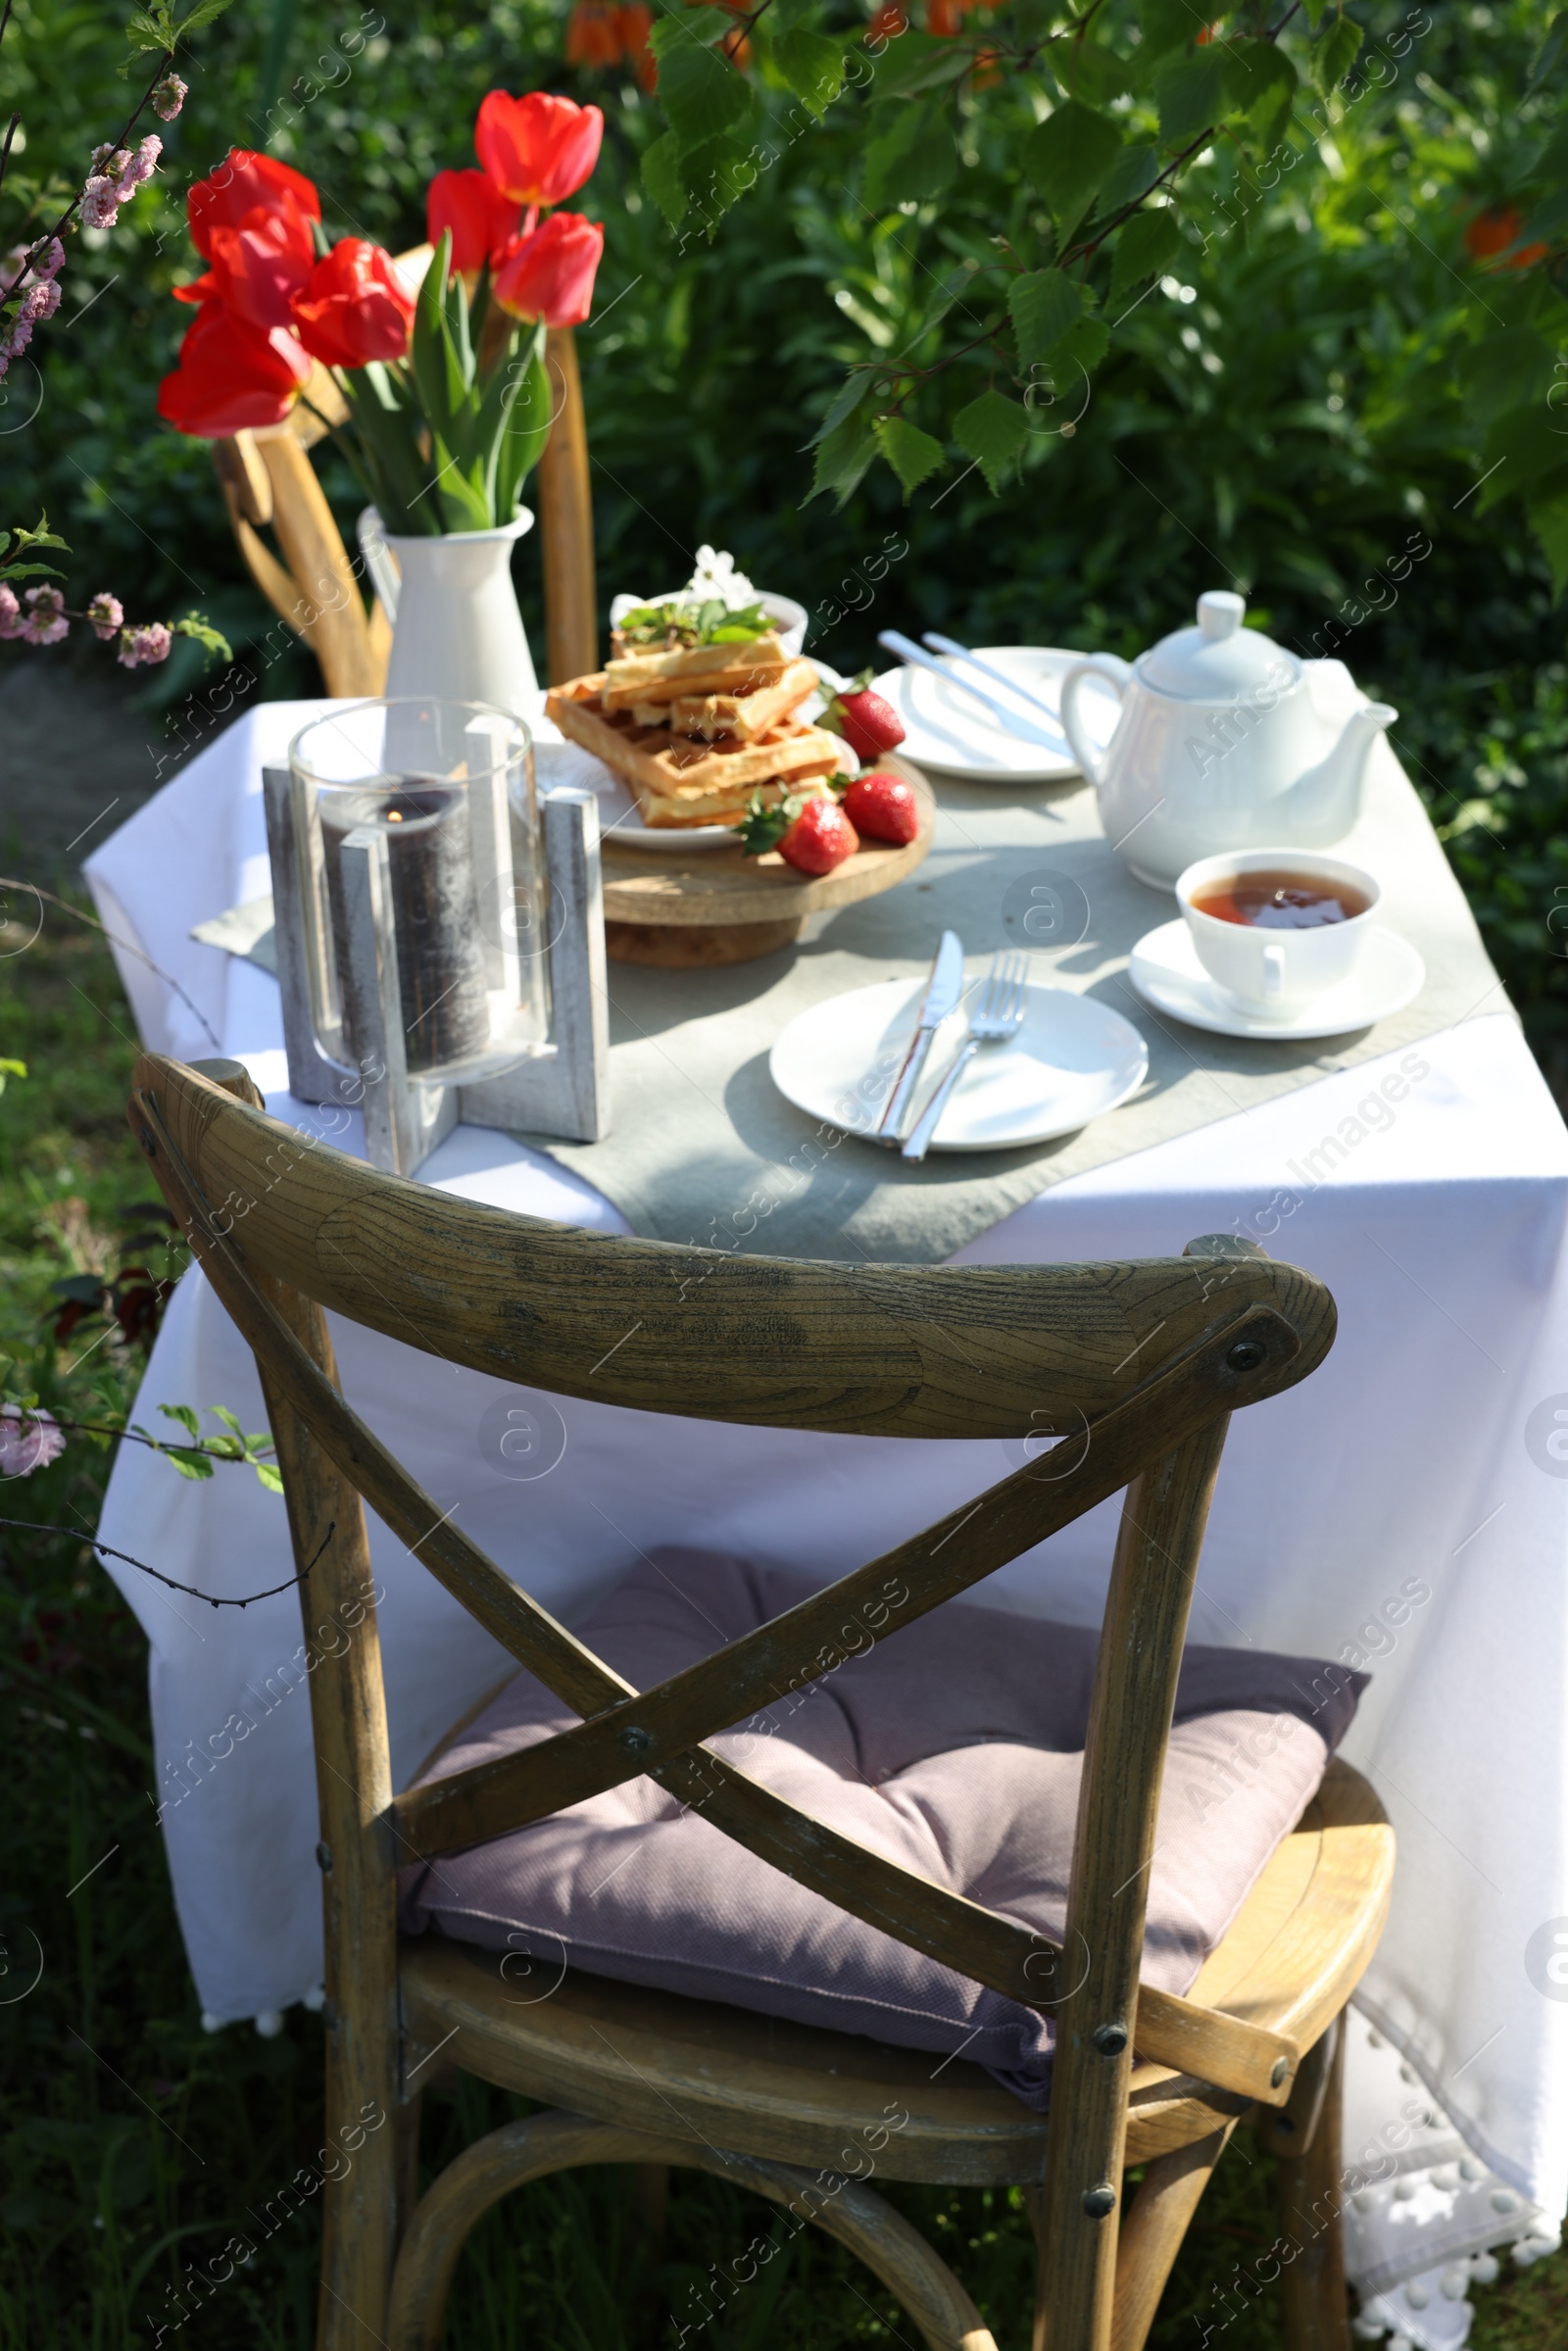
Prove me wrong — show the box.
[0,44,172,312]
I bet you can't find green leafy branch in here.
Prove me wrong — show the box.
[1,1391,282,1491]
[122,0,236,69]
[0,516,69,588]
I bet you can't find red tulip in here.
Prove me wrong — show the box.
[188,149,319,260]
[289,239,416,368]
[492,211,604,327]
[174,191,317,330]
[426,169,522,275]
[475,91,603,207]
[157,301,312,437]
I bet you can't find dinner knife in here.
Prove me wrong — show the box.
[921,630,1068,729]
[877,929,965,1142]
[876,630,1060,749]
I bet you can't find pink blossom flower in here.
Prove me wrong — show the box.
[87,593,123,641]
[0,585,23,638]
[154,73,188,121]
[116,136,163,197]
[22,585,69,645]
[118,621,172,667]
[81,177,121,230]
[0,1405,67,1477]
[34,238,65,284]
[21,280,60,325]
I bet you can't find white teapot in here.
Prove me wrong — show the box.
[1059,591,1396,889]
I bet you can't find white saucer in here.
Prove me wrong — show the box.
[870,647,1120,785]
[770,976,1149,1152]
[1128,919,1426,1041]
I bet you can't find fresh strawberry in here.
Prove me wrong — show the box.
[735,787,858,875]
[823,666,906,762]
[841,767,918,846]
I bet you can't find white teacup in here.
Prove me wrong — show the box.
[1175,849,1381,1018]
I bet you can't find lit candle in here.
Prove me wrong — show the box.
[319,782,491,1076]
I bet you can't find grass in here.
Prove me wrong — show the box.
[3,903,1567,2350]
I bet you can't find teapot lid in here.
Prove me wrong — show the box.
[1139,591,1298,700]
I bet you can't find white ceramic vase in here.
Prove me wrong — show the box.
[358,508,538,710]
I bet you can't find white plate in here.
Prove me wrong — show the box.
[1128,918,1426,1040]
[533,737,740,853]
[871,647,1120,784]
[769,976,1149,1153]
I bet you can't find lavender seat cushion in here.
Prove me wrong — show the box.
[400,1551,1365,2109]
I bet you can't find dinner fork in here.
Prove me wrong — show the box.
[901,952,1030,1162]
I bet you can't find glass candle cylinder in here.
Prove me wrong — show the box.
[290,699,549,1088]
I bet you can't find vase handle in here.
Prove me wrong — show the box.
[357,508,402,626]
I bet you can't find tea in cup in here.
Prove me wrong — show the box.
[1175,849,1381,1017]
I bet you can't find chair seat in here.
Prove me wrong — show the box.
[400,1757,1393,2184]
[400,1552,1370,2109]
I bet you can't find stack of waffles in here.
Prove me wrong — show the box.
[545,633,842,830]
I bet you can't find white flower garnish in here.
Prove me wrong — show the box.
[682,545,758,610]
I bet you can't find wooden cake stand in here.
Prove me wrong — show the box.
[600,755,934,967]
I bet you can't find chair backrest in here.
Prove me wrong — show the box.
[212,254,599,696]
[127,1053,1337,2334]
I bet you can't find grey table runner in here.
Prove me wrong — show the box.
[534,731,1505,1264]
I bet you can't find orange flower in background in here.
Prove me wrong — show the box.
[566,0,621,65]
[493,210,604,327]
[475,90,604,207]
[157,299,312,437]
[427,169,522,275]
[1195,20,1225,43]
[289,239,416,367]
[928,0,981,34]
[566,1,656,88]
[1464,204,1548,269]
[865,2,908,39]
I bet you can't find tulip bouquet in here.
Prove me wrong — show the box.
[158,92,605,537]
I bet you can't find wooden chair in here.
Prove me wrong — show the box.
[127,1053,1395,2351]
[211,257,598,694]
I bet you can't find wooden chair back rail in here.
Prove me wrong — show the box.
[131,1066,1298,2109]
[136,1054,1336,1434]
[127,1056,1349,2351]
[215,318,598,694]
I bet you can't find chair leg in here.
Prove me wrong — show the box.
[1274,2014,1352,2351]
[1108,2122,1239,2351]
[387,2109,997,2351]
[394,2092,423,2253]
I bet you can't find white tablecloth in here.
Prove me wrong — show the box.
[84,703,1568,2336]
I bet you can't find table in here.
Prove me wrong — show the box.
[84,696,1568,2342]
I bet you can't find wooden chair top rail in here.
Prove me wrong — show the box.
[133,1056,1336,1438]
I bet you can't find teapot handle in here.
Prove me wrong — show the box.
[1059,654,1132,788]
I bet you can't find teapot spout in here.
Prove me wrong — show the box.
[1288,701,1396,844]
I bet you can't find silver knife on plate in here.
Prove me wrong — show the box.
[876,930,965,1143]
